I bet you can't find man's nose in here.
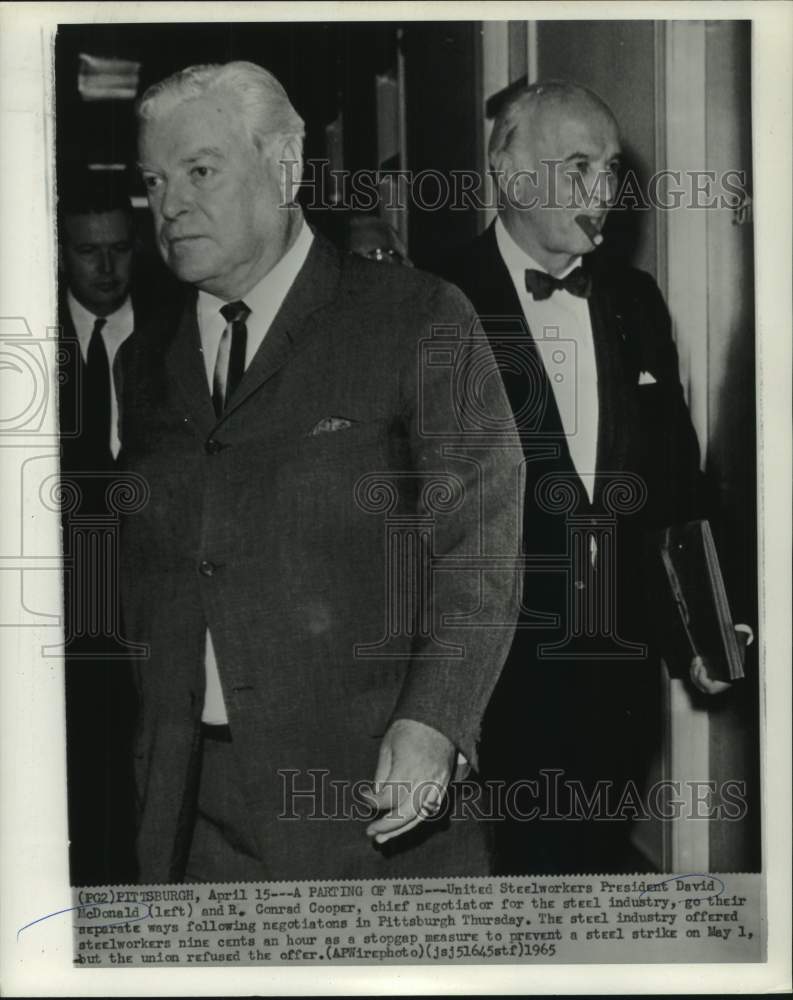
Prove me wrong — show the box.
[98,249,115,274]
[159,178,191,221]
[593,168,618,208]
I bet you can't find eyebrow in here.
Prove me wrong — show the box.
[137,147,226,172]
[182,147,225,163]
[563,150,623,162]
[72,238,130,248]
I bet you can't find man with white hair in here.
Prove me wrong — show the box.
[438,81,749,873]
[117,61,523,882]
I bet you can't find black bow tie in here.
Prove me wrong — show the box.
[525,266,592,301]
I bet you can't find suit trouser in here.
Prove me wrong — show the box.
[66,656,138,886]
[184,727,271,883]
[480,649,661,876]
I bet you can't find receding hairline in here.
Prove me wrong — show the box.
[489,81,619,164]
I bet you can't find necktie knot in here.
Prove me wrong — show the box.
[220,300,251,325]
[525,266,591,301]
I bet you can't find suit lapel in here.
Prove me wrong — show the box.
[167,289,218,437]
[57,291,81,379]
[57,292,83,450]
[475,224,569,445]
[220,235,342,419]
[470,222,525,319]
[585,259,636,495]
[478,225,641,506]
[165,235,342,433]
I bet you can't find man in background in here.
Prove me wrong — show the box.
[58,171,175,884]
[437,81,747,874]
[343,212,412,266]
[59,173,136,470]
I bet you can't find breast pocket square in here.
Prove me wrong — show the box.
[638,370,658,385]
[308,416,356,436]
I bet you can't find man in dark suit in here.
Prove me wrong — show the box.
[59,176,136,471]
[437,81,743,874]
[118,61,523,883]
[58,175,141,885]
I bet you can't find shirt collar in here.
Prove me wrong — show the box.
[198,215,314,327]
[66,289,134,349]
[495,216,582,282]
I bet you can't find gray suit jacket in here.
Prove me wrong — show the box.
[117,234,524,881]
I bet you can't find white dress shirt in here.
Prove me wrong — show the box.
[198,217,314,724]
[495,217,599,503]
[67,290,134,459]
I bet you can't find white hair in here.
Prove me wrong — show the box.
[136,60,305,149]
[488,80,615,171]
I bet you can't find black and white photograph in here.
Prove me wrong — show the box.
[0,2,790,995]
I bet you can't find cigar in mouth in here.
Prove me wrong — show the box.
[575,215,604,246]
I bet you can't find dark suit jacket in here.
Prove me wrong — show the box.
[437,222,704,651]
[58,280,180,886]
[58,293,114,476]
[58,281,181,475]
[434,222,707,873]
[58,290,132,885]
[116,234,524,882]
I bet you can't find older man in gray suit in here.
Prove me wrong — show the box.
[118,61,522,883]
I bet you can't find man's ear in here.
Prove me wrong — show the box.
[276,134,304,207]
[491,149,515,204]
[500,150,541,211]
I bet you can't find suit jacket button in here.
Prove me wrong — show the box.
[199,560,216,577]
[574,580,585,590]
[205,438,223,455]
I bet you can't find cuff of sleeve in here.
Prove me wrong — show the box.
[454,751,471,782]
[735,623,754,647]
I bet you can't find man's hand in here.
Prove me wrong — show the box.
[689,655,732,695]
[364,718,455,845]
[689,626,751,695]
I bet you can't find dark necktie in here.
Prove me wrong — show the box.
[213,300,250,417]
[525,266,592,301]
[84,316,112,461]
